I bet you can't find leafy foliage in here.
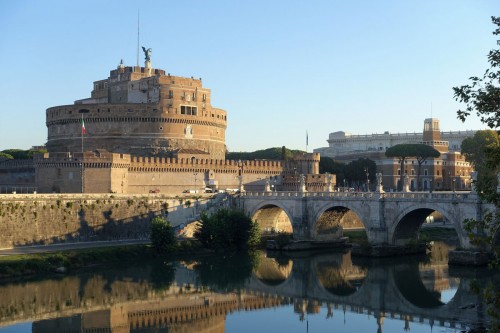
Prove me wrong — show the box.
[453,17,500,332]
[453,16,500,128]
[1,148,47,159]
[319,157,346,180]
[0,152,14,160]
[150,216,176,254]
[320,157,376,189]
[344,158,377,189]
[226,147,304,161]
[385,144,440,191]
[461,130,500,201]
[194,252,260,289]
[194,208,261,251]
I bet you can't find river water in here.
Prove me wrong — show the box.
[0,242,496,333]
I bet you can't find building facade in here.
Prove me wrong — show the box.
[1,55,331,194]
[315,118,474,191]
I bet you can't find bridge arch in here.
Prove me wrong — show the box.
[312,203,367,240]
[250,201,294,235]
[389,204,462,246]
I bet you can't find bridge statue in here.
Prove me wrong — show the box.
[471,171,478,194]
[403,174,410,193]
[142,46,152,61]
[299,174,307,193]
[325,173,333,192]
[265,177,271,192]
[375,172,384,193]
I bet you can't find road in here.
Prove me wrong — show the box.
[0,239,150,256]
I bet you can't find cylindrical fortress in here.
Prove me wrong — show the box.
[45,64,227,159]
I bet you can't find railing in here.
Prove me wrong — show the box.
[239,190,474,201]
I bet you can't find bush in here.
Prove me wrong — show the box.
[194,208,261,251]
[150,216,176,254]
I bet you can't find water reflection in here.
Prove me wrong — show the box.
[0,245,495,333]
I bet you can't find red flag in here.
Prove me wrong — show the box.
[81,116,86,135]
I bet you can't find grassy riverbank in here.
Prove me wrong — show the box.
[0,241,204,280]
[0,227,459,280]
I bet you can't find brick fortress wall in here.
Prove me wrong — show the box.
[0,194,223,249]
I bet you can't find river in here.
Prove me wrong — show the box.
[0,242,496,333]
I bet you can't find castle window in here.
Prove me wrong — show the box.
[424,169,428,176]
[169,90,173,98]
[180,106,197,116]
[202,94,206,101]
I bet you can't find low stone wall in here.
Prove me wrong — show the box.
[0,193,225,249]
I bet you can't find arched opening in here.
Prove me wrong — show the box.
[315,252,367,296]
[252,204,293,236]
[253,252,293,286]
[316,206,366,243]
[393,208,459,250]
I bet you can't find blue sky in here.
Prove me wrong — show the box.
[0,1,497,152]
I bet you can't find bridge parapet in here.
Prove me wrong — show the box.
[241,190,477,203]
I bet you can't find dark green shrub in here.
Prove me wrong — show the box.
[194,208,260,251]
[150,216,176,254]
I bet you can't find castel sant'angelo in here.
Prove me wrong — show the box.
[1,49,331,194]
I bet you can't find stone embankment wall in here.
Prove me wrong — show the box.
[0,193,231,249]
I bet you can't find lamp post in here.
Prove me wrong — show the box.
[343,178,346,191]
[194,172,198,193]
[452,178,456,192]
[293,167,298,192]
[429,179,433,193]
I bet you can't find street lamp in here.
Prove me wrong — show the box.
[429,179,433,193]
[293,167,297,192]
[452,178,456,192]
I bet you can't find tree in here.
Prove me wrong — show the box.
[453,17,500,332]
[319,157,346,184]
[453,16,500,129]
[0,152,14,160]
[344,158,377,191]
[194,208,261,251]
[1,148,47,160]
[413,145,441,191]
[150,216,176,254]
[461,130,500,201]
[385,144,440,191]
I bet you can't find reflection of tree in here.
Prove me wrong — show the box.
[195,252,259,290]
[150,260,176,291]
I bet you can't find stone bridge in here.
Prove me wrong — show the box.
[238,191,497,249]
[247,251,494,330]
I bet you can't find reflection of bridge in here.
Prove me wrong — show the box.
[239,191,496,248]
[247,251,492,331]
[0,251,494,332]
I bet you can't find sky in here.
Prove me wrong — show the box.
[0,1,497,152]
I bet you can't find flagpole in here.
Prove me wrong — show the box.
[81,115,84,193]
[306,130,308,153]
